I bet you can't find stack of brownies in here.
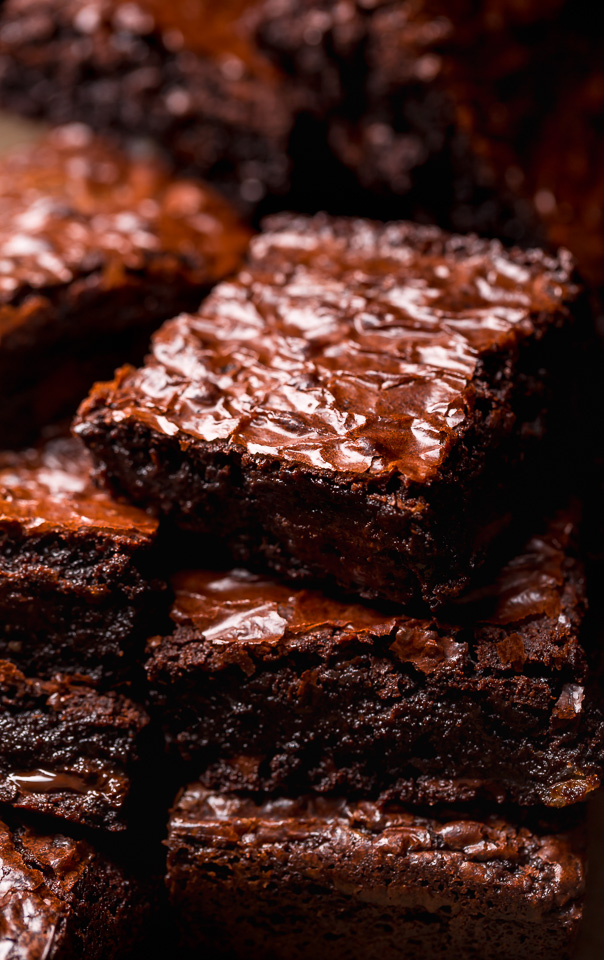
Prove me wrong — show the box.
[0,2,603,958]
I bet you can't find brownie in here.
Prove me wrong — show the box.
[166,785,586,960]
[4,1,602,286]
[0,122,250,447]
[257,0,604,286]
[146,510,604,808]
[0,811,152,957]
[0,0,304,211]
[77,213,585,608]
[0,660,149,830]
[0,429,168,684]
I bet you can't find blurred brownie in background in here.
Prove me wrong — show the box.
[0,122,250,447]
[256,0,604,286]
[0,810,154,957]
[0,0,305,210]
[2,0,603,291]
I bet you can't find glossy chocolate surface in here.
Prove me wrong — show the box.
[168,511,580,670]
[0,431,157,539]
[0,811,149,959]
[0,122,250,317]
[171,568,393,646]
[0,818,94,958]
[149,511,602,808]
[90,213,578,485]
[170,784,585,914]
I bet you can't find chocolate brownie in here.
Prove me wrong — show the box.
[146,511,604,808]
[166,785,585,960]
[0,0,303,210]
[77,213,585,608]
[258,0,604,286]
[0,429,168,684]
[0,811,152,957]
[0,660,149,830]
[0,122,250,447]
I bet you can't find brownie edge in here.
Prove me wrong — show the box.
[166,785,585,960]
[0,660,149,831]
[0,812,153,959]
[146,510,604,808]
[77,213,585,608]
[0,430,169,684]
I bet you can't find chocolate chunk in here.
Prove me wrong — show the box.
[0,660,149,830]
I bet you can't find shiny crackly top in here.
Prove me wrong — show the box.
[0,123,250,326]
[91,213,577,484]
[0,818,94,959]
[161,512,581,680]
[170,785,583,906]
[0,431,157,538]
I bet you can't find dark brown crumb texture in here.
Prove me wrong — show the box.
[0,660,150,831]
[0,429,170,684]
[77,212,584,608]
[147,510,604,808]
[166,785,585,960]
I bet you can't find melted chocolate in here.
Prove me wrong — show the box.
[172,784,584,902]
[89,213,577,484]
[0,819,93,953]
[7,766,125,801]
[0,815,148,958]
[172,568,394,644]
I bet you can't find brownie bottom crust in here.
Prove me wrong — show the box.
[167,786,585,960]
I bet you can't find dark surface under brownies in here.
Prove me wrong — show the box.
[146,510,604,809]
[77,212,585,609]
[0,810,152,958]
[0,429,169,684]
[166,785,586,960]
[0,660,149,831]
[0,121,250,447]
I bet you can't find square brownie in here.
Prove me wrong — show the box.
[0,660,149,831]
[0,811,153,957]
[166,785,586,960]
[0,429,168,684]
[77,213,585,608]
[0,122,250,447]
[146,510,604,808]
[0,0,302,210]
